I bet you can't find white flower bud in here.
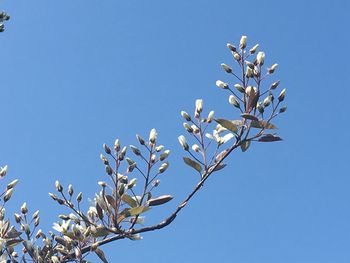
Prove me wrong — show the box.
[216,80,229,89]
[226,43,236,52]
[191,144,200,152]
[246,67,254,78]
[178,135,189,151]
[229,95,240,108]
[195,99,203,113]
[149,128,157,144]
[221,63,232,73]
[207,111,215,123]
[278,88,286,102]
[181,111,191,121]
[268,63,278,74]
[249,44,259,54]
[234,84,245,93]
[257,51,265,65]
[240,35,247,49]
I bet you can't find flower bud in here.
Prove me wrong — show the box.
[226,43,236,52]
[256,51,265,65]
[7,179,18,189]
[278,88,286,102]
[149,128,157,144]
[158,162,169,173]
[114,139,120,152]
[207,111,215,123]
[268,63,278,74]
[234,84,245,93]
[191,144,200,152]
[119,146,127,160]
[21,202,28,214]
[14,213,21,223]
[191,124,199,134]
[98,181,107,187]
[195,99,203,113]
[178,135,189,151]
[257,103,264,114]
[105,165,113,175]
[130,145,141,156]
[76,192,83,203]
[0,165,8,178]
[239,35,247,49]
[55,181,63,192]
[68,184,73,196]
[229,95,240,108]
[32,210,39,219]
[160,150,170,161]
[245,61,255,69]
[263,96,272,107]
[153,179,160,187]
[232,52,241,61]
[270,80,280,90]
[128,178,137,189]
[136,134,145,145]
[279,106,287,113]
[183,122,193,133]
[221,63,232,73]
[249,44,259,54]
[246,67,254,78]
[103,143,111,154]
[100,154,109,165]
[216,80,229,89]
[181,111,191,121]
[155,145,164,152]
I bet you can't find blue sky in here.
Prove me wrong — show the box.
[1,0,350,262]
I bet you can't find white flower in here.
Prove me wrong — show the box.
[52,220,71,233]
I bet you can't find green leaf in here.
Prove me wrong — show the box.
[122,194,138,208]
[129,206,150,216]
[183,157,202,173]
[258,134,283,142]
[240,113,259,121]
[250,120,277,129]
[215,119,238,133]
[240,140,251,152]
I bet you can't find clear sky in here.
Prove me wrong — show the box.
[1,0,350,262]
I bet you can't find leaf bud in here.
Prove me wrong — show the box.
[270,80,280,90]
[268,63,278,74]
[136,134,145,145]
[55,181,63,192]
[103,143,111,154]
[160,150,170,161]
[178,135,189,151]
[229,95,240,108]
[130,145,141,156]
[183,122,193,133]
[256,51,265,65]
[181,111,191,121]
[239,35,247,49]
[21,202,28,214]
[216,80,229,89]
[149,128,157,144]
[249,44,259,54]
[221,63,232,73]
[278,88,286,102]
[234,84,245,93]
[226,43,236,52]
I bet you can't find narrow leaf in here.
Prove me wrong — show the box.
[240,113,259,121]
[212,163,227,171]
[215,119,238,133]
[148,195,173,206]
[129,206,150,216]
[251,120,277,129]
[183,157,202,173]
[259,134,283,142]
[96,202,103,220]
[215,149,229,163]
[122,194,138,208]
[95,248,109,263]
